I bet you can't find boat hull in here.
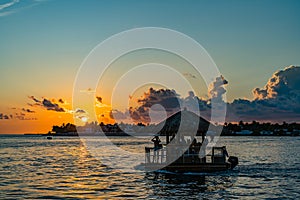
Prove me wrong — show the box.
[144,162,233,173]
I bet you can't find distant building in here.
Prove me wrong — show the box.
[260,130,273,135]
[235,130,253,135]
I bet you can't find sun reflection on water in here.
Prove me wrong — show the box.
[0,136,300,199]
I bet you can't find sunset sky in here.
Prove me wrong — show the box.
[0,0,300,133]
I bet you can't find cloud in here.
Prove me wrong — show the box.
[19,66,299,123]
[182,91,211,115]
[124,66,300,123]
[253,65,300,100]
[75,108,86,114]
[137,88,181,111]
[58,98,65,104]
[0,112,36,120]
[80,88,95,94]
[72,108,89,122]
[2,106,37,120]
[28,96,65,112]
[226,66,300,122]
[14,113,37,120]
[226,98,300,122]
[0,0,48,17]
[182,72,197,79]
[22,108,35,113]
[95,96,110,108]
[129,88,182,123]
[0,0,19,11]
[0,10,15,17]
[96,96,102,103]
[109,109,129,120]
[208,75,228,102]
[0,113,10,120]
[42,99,65,112]
[29,96,41,103]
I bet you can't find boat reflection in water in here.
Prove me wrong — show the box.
[144,171,238,198]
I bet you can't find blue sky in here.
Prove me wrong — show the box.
[1,0,300,100]
[0,0,300,132]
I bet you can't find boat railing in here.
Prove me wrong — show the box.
[145,145,205,164]
[145,147,167,164]
[145,145,228,164]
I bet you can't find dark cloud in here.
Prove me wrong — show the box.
[0,113,10,120]
[183,72,197,79]
[137,88,181,111]
[109,109,129,120]
[96,96,102,103]
[129,88,181,123]
[126,66,300,123]
[226,66,300,122]
[95,96,110,108]
[15,113,37,120]
[0,112,36,120]
[179,76,228,123]
[28,96,41,103]
[75,109,86,114]
[253,88,268,100]
[58,99,65,104]
[226,98,300,122]
[28,96,65,112]
[22,108,35,113]
[183,91,210,113]
[42,99,65,112]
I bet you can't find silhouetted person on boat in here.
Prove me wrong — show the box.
[152,135,162,162]
[191,138,197,146]
[152,135,162,149]
[223,146,229,157]
[180,134,186,145]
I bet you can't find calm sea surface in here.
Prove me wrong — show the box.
[0,135,299,199]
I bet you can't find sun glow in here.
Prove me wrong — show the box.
[81,117,88,123]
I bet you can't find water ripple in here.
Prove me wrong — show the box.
[0,136,299,199]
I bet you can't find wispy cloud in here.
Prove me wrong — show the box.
[0,10,14,17]
[22,108,35,113]
[95,96,111,108]
[80,88,95,94]
[0,0,48,17]
[0,111,36,120]
[0,0,19,11]
[0,0,19,16]
[182,72,197,79]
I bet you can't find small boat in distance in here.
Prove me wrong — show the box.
[46,136,53,140]
[144,110,238,173]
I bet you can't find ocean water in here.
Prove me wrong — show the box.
[0,135,299,199]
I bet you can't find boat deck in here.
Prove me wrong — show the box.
[144,145,237,172]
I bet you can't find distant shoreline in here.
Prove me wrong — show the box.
[19,133,300,137]
[23,132,131,136]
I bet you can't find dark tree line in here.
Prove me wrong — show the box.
[50,120,300,136]
[52,123,77,133]
[222,121,300,136]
